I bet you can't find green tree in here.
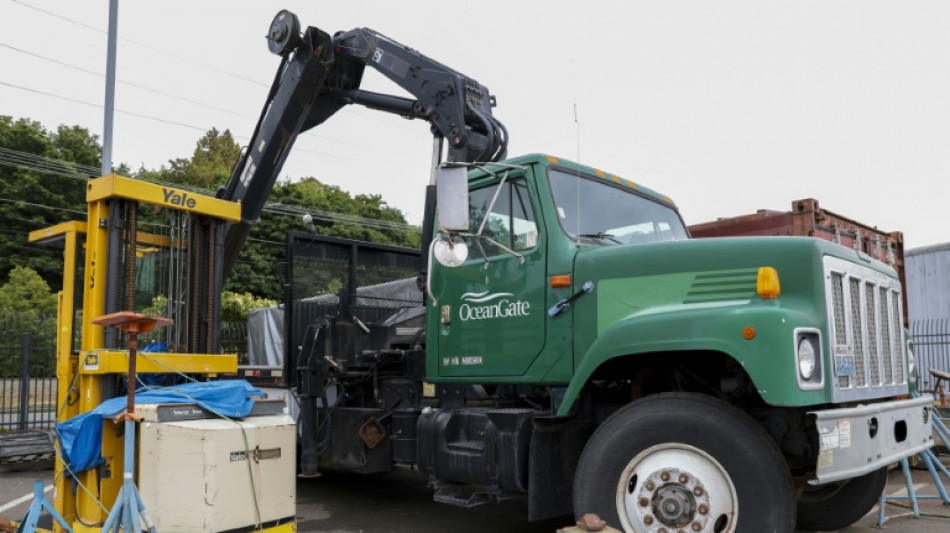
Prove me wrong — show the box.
[0,117,98,291]
[141,128,240,190]
[140,128,421,300]
[224,177,420,300]
[220,291,277,322]
[0,266,57,316]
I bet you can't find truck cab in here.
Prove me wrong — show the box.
[422,153,932,531]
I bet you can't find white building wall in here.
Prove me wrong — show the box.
[906,242,950,322]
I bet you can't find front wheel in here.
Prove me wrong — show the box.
[573,393,795,533]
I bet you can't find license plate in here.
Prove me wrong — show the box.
[834,345,855,376]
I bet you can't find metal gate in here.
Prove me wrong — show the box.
[0,313,57,433]
[0,313,57,466]
[910,319,950,392]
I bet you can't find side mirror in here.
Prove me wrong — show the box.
[436,165,469,232]
[433,236,468,267]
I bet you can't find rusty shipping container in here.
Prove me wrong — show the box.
[688,198,906,323]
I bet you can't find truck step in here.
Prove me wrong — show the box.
[445,440,484,453]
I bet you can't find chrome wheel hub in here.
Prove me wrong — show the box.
[617,444,738,533]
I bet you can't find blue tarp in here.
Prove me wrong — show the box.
[56,380,264,475]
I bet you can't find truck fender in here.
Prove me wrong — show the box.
[555,304,819,416]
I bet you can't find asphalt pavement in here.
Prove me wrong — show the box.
[1,462,949,532]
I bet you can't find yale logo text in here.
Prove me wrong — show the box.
[162,188,197,209]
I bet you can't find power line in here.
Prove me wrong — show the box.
[0,41,256,121]
[0,79,212,133]
[10,0,269,88]
[6,0,410,132]
[0,79,355,159]
[0,196,86,216]
[0,212,59,227]
[0,149,419,232]
[0,241,64,255]
[0,148,99,181]
[0,156,417,232]
[0,146,100,175]
[264,202,418,232]
[0,228,32,236]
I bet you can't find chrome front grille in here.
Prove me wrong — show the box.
[892,295,904,384]
[849,278,866,387]
[880,287,893,385]
[865,283,881,386]
[824,257,907,402]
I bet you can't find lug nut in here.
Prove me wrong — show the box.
[661,471,671,482]
[644,515,654,525]
[698,504,709,515]
[692,522,702,532]
[645,481,656,491]
[693,486,704,496]
[639,497,649,507]
[679,473,689,484]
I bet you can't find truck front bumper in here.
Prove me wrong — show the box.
[809,395,934,484]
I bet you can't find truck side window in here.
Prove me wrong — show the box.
[468,179,538,256]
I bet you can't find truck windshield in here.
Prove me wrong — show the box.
[548,169,689,245]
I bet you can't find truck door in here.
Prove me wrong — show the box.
[436,172,546,377]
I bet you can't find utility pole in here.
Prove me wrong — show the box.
[101,0,119,177]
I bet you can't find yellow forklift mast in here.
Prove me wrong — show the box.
[29,175,280,532]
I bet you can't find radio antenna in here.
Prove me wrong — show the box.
[572,60,582,241]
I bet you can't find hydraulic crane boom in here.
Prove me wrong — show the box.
[218,9,507,280]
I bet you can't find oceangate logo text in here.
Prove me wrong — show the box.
[458,291,530,321]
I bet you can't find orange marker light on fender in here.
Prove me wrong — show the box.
[550,275,572,288]
[742,326,756,340]
[757,267,781,299]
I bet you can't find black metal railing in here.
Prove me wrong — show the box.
[284,232,422,387]
[1,311,249,432]
[220,321,248,364]
[910,318,950,392]
[0,313,57,432]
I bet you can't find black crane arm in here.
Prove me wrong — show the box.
[328,26,508,162]
[217,10,507,279]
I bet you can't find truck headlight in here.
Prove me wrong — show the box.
[798,336,817,380]
[795,328,823,389]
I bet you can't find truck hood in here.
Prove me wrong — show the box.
[573,236,898,318]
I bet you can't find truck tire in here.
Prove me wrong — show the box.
[795,467,887,532]
[573,392,795,533]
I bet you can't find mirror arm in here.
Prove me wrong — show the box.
[476,235,524,264]
[425,238,438,307]
[473,236,489,267]
[475,171,510,236]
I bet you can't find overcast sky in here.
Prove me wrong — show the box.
[2,1,948,250]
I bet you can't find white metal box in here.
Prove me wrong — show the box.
[137,400,295,532]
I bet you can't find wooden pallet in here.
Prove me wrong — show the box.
[0,431,55,469]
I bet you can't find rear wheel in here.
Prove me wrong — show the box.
[573,393,795,532]
[796,467,887,531]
